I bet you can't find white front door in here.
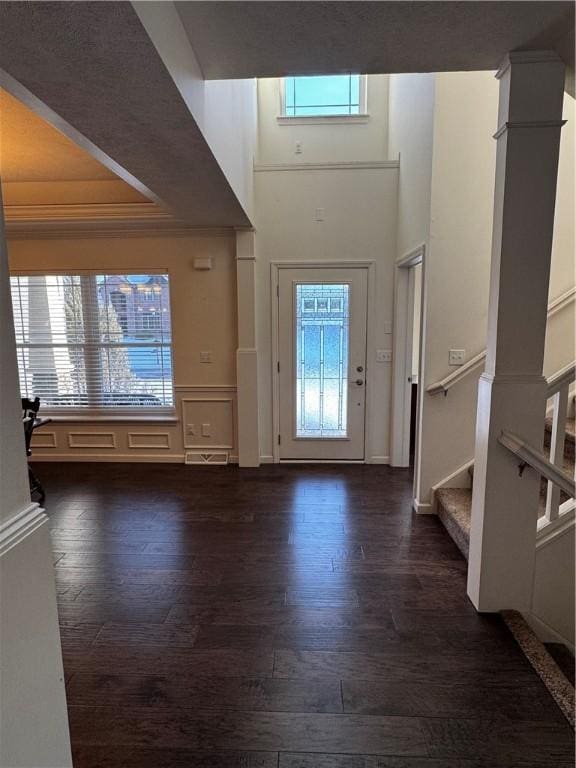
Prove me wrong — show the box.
[277,266,368,460]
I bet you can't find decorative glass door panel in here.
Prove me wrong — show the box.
[296,284,349,438]
[278,267,368,461]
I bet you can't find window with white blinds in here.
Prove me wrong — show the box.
[10,273,174,411]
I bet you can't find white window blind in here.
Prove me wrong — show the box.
[10,273,174,410]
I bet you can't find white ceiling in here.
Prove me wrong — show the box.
[177,1,574,89]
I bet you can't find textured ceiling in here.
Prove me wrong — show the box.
[0,1,251,227]
[178,1,574,86]
[0,88,116,183]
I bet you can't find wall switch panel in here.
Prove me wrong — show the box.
[449,349,465,366]
[376,349,392,363]
[200,351,212,363]
[384,321,393,334]
[201,423,211,437]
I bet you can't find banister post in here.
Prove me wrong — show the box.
[467,52,566,612]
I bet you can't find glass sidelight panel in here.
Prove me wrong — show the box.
[295,284,349,438]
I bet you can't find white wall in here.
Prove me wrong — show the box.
[256,76,389,165]
[387,74,435,259]
[532,525,575,648]
[0,190,72,766]
[134,1,257,221]
[254,76,397,462]
[408,73,575,506]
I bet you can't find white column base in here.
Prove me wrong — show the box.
[0,505,72,768]
[467,374,547,612]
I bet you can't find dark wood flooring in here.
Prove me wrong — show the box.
[38,462,574,767]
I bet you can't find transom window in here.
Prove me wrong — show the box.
[283,74,364,117]
[10,272,174,411]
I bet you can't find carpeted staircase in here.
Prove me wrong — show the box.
[436,416,575,560]
[435,415,575,725]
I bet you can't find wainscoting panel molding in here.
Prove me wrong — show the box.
[30,431,58,449]
[127,432,171,449]
[68,432,116,449]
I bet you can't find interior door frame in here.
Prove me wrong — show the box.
[390,244,425,468]
[271,260,376,464]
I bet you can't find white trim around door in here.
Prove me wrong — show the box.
[271,260,376,463]
[390,244,425,468]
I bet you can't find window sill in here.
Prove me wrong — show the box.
[276,114,370,126]
[42,413,179,424]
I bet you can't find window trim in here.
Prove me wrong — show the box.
[10,269,176,416]
[278,75,369,124]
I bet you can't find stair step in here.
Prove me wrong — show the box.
[435,488,471,560]
[502,610,575,727]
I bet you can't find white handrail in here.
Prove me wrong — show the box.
[546,361,576,396]
[426,351,486,396]
[427,287,576,396]
[499,430,575,499]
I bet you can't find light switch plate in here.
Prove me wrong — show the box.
[384,321,392,334]
[200,351,212,363]
[449,349,465,366]
[376,349,392,363]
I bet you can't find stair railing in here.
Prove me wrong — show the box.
[542,362,576,524]
[426,287,575,397]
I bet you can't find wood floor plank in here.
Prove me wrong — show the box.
[67,673,343,713]
[72,746,278,768]
[68,706,429,755]
[342,679,565,721]
[274,649,536,686]
[278,755,575,768]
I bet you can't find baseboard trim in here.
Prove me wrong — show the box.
[30,453,186,463]
[259,455,275,464]
[366,455,390,465]
[413,498,435,514]
[526,612,575,655]
[0,502,46,557]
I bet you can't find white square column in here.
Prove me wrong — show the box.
[467,52,566,612]
[235,230,260,467]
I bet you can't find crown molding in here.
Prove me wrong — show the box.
[254,160,399,172]
[4,202,236,239]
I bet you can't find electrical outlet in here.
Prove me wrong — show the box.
[295,141,303,154]
[449,349,465,366]
[376,349,392,363]
[200,351,212,363]
[314,207,325,222]
[384,321,392,334]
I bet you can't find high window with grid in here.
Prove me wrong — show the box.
[283,74,364,117]
[10,272,174,411]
